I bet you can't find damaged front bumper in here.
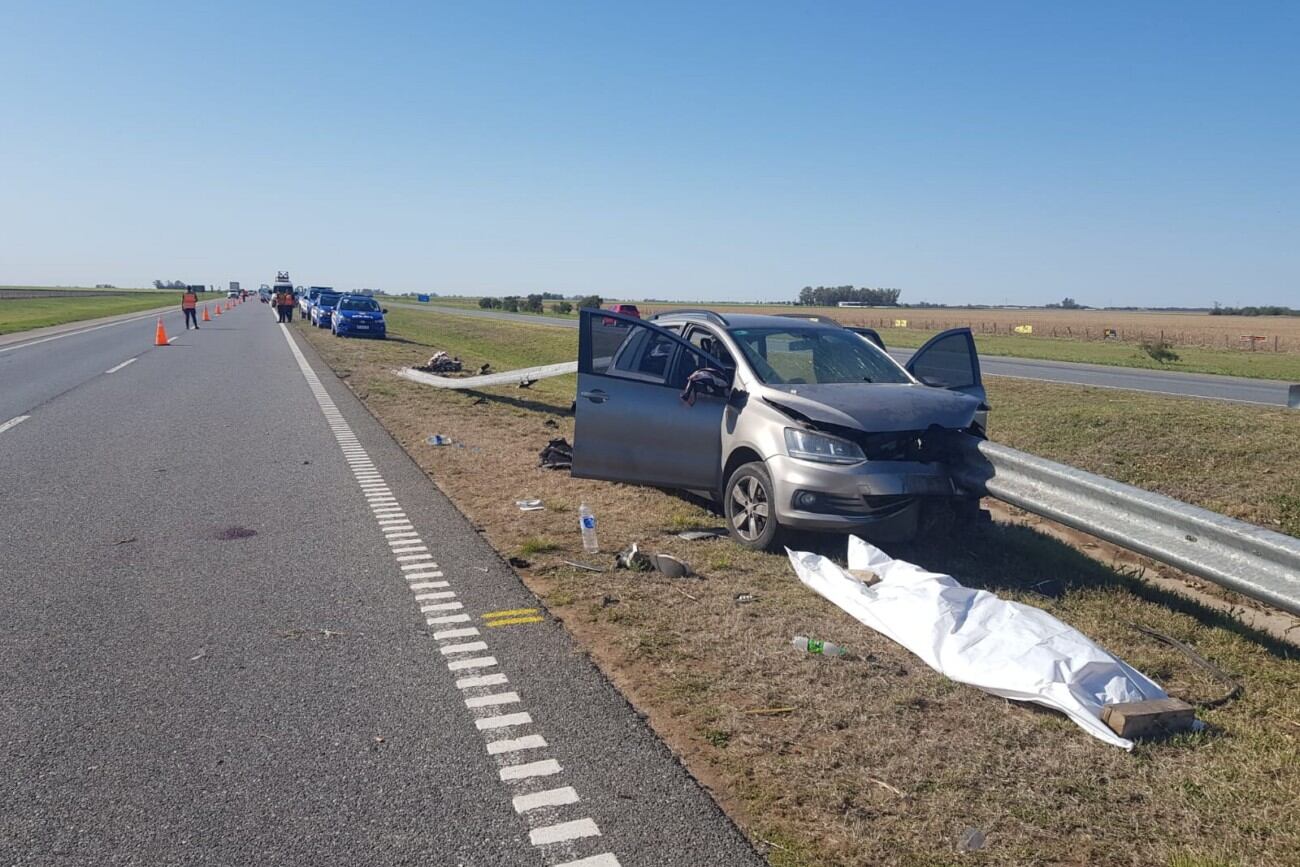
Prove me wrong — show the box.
[767,455,967,540]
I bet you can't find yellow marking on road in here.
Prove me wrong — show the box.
[484,616,544,628]
[483,608,539,620]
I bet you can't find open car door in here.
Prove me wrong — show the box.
[904,327,986,403]
[574,309,730,490]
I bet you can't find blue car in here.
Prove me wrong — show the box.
[310,292,341,328]
[331,294,387,338]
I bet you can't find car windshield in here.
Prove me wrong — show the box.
[318,294,341,306]
[728,327,911,385]
[339,298,379,312]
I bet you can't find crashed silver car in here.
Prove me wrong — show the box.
[573,309,988,550]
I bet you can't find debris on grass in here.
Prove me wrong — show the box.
[742,706,796,716]
[956,828,987,853]
[416,351,462,373]
[615,543,653,572]
[426,434,453,446]
[652,553,696,578]
[537,437,573,470]
[676,528,727,541]
[562,560,606,573]
[792,635,848,657]
[515,498,544,511]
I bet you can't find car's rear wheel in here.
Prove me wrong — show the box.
[725,461,782,552]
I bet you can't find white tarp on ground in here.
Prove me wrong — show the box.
[786,536,1169,749]
[396,361,578,390]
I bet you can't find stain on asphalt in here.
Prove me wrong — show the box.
[215,526,258,541]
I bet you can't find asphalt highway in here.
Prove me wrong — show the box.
[1,301,762,866]
[394,302,1297,407]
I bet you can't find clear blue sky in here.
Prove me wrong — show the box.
[2,1,1295,306]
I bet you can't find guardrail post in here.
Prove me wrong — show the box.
[1289,384,1299,409]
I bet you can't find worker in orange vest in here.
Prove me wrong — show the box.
[182,288,200,330]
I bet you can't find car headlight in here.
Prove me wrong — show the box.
[783,428,865,465]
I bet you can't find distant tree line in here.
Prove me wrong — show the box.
[1210,303,1298,316]
[796,285,902,306]
[1046,297,1085,309]
[153,279,188,289]
[478,294,598,314]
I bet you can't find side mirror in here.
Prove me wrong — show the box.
[382,308,389,313]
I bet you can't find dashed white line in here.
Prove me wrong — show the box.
[426,613,472,625]
[423,601,464,612]
[448,655,498,671]
[556,855,622,867]
[475,711,531,730]
[0,415,31,435]
[466,691,521,709]
[410,583,451,592]
[513,786,580,813]
[105,357,138,373]
[486,734,548,755]
[457,673,509,689]
[441,641,490,656]
[433,627,480,640]
[499,758,561,781]
[419,592,458,603]
[530,818,601,846]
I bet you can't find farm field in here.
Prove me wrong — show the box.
[296,306,1300,867]
[389,296,1300,380]
[0,292,183,335]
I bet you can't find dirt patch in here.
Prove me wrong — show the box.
[296,312,1300,867]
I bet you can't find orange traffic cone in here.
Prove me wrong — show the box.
[201,305,211,322]
[154,318,170,346]
[214,304,222,316]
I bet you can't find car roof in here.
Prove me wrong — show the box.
[652,311,842,331]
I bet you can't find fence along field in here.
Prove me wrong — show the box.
[639,304,1300,353]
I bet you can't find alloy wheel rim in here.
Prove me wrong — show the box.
[731,476,770,541]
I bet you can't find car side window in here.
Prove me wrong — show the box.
[609,326,679,384]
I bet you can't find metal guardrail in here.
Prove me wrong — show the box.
[952,436,1300,617]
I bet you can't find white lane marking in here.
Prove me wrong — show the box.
[499,758,560,781]
[440,641,489,656]
[457,673,509,689]
[555,855,621,867]
[426,613,472,625]
[448,655,497,671]
[166,336,178,344]
[0,308,172,355]
[466,691,521,709]
[474,711,530,730]
[486,734,548,755]
[105,357,138,374]
[529,818,601,846]
[275,324,626,867]
[513,786,579,813]
[0,415,31,435]
[433,627,480,640]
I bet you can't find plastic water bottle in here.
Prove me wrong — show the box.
[579,503,599,553]
[792,635,846,657]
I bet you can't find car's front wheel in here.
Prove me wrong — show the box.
[725,461,782,552]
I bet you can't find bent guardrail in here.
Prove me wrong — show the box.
[952,436,1300,617]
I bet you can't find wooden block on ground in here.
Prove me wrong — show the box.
[1101,697,1196,739]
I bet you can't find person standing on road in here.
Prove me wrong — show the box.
[182,288,200,330]
[275,288,293,323]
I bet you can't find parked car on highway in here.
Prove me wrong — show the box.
[226,290,239,299]
[331,295,387,339]
[573,309,987,550]
[310,292,342,328]
[601,303,640,326]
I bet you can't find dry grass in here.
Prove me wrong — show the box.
[639,304,1300,353]
[297,310,1300,867]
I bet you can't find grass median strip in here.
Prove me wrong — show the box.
[298,308,1300,867]
[0,293,183,335]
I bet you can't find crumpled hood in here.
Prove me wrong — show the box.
[759,382,979,433]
